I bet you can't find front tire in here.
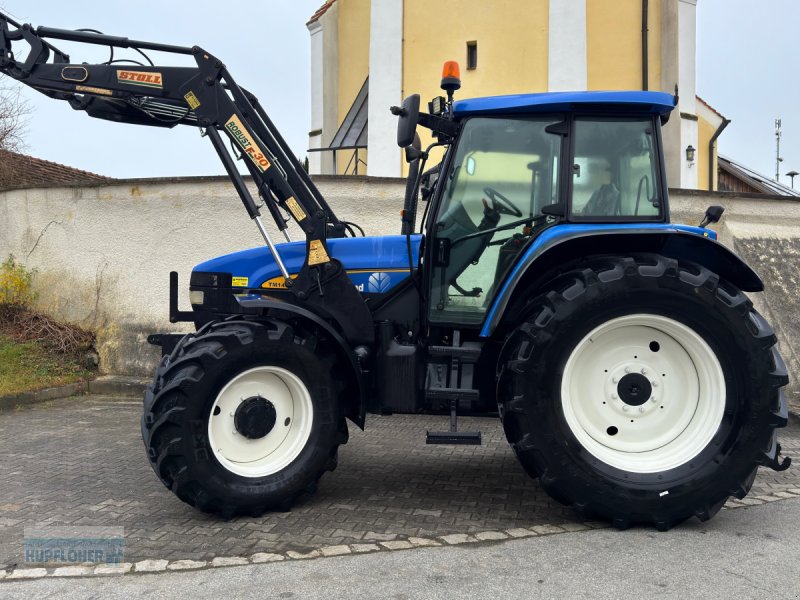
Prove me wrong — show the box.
[498,254,789,530]
[142,319,347,517]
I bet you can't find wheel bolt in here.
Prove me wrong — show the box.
[612,377,619,384]
[651,397,657,403]
[651,381,658,387]
[623,405,629,412]
[641,368,647,375]
[611,393,618,399]
[639,407,645,413]
[624,367,631,373]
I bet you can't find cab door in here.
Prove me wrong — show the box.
[427,116,563,326]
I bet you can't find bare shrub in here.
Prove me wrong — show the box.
[6,309,95,356]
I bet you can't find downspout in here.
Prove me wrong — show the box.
[641,0,649,90]
[708,118,731,191]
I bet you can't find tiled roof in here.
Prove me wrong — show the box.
[0,149,112,190]
[696,95,724,120]
[307,0,337,25]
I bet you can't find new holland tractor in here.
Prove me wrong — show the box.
[0,14,790,530]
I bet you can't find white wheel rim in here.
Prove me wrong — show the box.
[561,314,726,474]
[208,366,313,478]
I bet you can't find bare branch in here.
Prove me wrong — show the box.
[0,84,29,153]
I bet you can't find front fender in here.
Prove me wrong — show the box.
[235,296,367,429]
[480,223,763,337]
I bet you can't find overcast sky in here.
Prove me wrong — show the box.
[0,1,322,179]
[2,1,798,186]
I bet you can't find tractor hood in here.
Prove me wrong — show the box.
[193,235,423,294]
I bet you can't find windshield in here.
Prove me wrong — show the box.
[430,117,562,324]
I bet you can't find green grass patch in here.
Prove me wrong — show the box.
[0,334,93,396]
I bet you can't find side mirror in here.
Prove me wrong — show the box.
[391,94,420,148]
[699,205,724,228]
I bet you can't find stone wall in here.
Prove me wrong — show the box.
[0,177,797,407]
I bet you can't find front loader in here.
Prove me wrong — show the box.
[0,13,790,530]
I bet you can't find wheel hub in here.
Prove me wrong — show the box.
[234,396,277,439]
[617,373,652,406]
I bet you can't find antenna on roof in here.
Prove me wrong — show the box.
[775,118,783,182]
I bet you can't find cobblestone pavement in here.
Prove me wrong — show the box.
[0,396,797,568]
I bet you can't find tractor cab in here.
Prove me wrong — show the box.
[397,65,672,330]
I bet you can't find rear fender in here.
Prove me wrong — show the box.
[235,297,367,429]
[481,224,763,337]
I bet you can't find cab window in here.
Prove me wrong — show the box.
[571,118,662,219]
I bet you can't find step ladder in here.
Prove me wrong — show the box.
[425,331,482,445]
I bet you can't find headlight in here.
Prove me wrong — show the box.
[189,290,205,305]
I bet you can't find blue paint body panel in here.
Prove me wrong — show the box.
[453,90,676,118]
[194,235,422,293]
[479,223,717,337]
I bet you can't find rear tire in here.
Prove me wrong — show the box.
[141,318,347,517]
[498,254,789,530]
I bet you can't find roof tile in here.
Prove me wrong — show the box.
[696,95,724,119]
[307,0,337,25]
[0,149,112,190]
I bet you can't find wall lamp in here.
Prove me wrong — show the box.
[685,145,696,164]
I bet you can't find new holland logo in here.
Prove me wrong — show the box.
[367,272,392,294]
[116,70,163,89]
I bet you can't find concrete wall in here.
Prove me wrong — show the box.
[0,176,407,376]
[671,189,800,408]
[0,178,797,408]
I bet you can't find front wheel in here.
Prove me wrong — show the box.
[141,319,347,517]
[498,254,789,530]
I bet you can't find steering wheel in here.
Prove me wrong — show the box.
[483,187,522,217]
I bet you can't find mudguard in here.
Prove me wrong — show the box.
[480,223,764,337]
[235,296,368,429]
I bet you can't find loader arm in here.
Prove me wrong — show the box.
[0,13,374,344]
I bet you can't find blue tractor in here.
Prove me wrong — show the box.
[1,16,790,530]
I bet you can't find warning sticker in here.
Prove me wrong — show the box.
[308,240,330,266]
[231,276,249,287]
[184,91,201,110]
[285,197,307,222]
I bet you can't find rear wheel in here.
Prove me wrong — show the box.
[498,254,789,530]
[142,318,347,517]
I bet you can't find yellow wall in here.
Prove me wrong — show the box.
[401,0,549,174]
[336,0,371,174]
[697,115,716,191]
[333,0,672,176]
[587,0,661,91]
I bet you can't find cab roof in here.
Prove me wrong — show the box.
[453,91,676,118]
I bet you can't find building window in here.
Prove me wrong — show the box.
[466,41,478,70]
